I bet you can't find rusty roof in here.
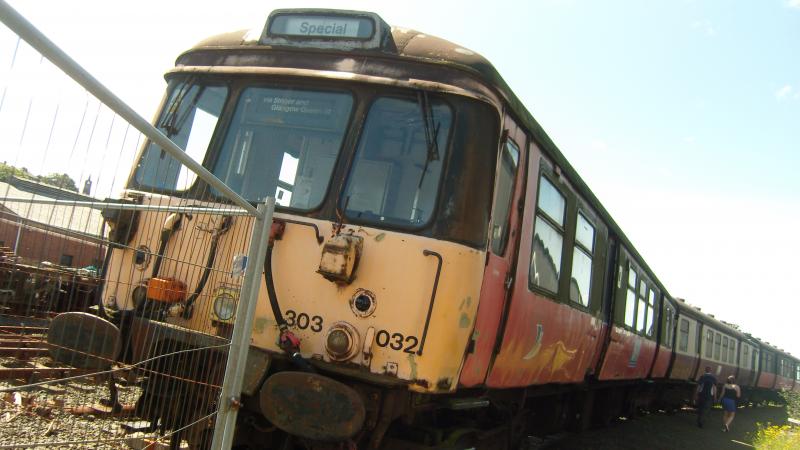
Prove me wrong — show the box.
[182,25,673,301]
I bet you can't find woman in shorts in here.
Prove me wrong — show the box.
[719,375,741,432]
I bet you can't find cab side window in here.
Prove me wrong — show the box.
[530,176,566,293]
[490,140,520,255]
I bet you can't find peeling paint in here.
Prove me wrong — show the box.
[407,353,417,380]
[459,312,471,329]
[253,317,271,334]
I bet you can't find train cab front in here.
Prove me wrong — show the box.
[99,8,504,449]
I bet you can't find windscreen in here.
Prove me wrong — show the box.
[211,87,353,208]
[341,95,452,227]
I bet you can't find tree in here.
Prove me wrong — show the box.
[37,173,79,192]
[0,162,33,182]
[0,163,79,192]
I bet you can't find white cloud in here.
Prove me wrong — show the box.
[683,136,696,144]
[589,139,608,152]
[692,20,716,36]
[776,84,793,100]
[788,0,800,9]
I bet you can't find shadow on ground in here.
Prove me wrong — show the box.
[545,405,788,449]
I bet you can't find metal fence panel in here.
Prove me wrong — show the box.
[0,2,268,448]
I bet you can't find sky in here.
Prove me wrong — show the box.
[1,0,799,356]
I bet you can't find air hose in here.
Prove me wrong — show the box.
[151,213,183,278]
[182,216,233,318]
[264,224,313,372]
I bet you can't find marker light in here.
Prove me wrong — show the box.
[213,292,237,321]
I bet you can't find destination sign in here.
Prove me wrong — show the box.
[269,14,374,40]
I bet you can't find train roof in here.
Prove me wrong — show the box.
[673,297,750,339]
[184,13,672,296]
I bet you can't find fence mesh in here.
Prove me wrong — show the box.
[0,9,262,449]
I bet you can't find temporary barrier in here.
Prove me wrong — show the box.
[0,2,271,448]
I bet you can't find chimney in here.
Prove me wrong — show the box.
[82,177,92,195]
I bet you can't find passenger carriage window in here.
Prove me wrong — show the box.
[722,337,729,363]
[636,282,648,334]
[729,342,736,364]
[490,140,520,255]
[212,87,353,207]
[624,265,637,328]
[343,96,453,226]
[530,176,566,294]
[569,213,595,307]
[646,289,656,337]
[678,319,689,352]
[743,345,749,369]
[706,330,713,358]
[664,304,675,348]
[714,333,721,361]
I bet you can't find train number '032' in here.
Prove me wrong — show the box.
[284,310,323,332]
[375,329,419,354]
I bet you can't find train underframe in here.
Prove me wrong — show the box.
[121,317,717,450]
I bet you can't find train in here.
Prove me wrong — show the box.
[81,8,799,449]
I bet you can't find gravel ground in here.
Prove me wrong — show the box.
[546,404,790,449]
[0,355,161,449]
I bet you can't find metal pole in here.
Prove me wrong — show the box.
[0,0,260,218]
[13,219,21,254]
[0,197,252,216]
[211,197,274,450]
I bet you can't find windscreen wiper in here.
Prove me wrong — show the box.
[416,90,441,188]
[158,77,202,138]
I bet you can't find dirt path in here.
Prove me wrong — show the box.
[546,405,789,449]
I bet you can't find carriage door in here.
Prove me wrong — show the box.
[459,116,527,387]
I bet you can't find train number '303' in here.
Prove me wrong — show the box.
[375,330,419,354]
[284,310,323,332]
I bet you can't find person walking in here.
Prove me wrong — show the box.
[695,366,717,428]
[719,375,741,432]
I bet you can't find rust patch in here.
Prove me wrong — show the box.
[407,353,418,380]
[459,312,471,329]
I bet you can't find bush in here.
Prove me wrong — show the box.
[780,390,800,419]
[752,423,800,450]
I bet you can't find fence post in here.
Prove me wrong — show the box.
[211,197,274,449]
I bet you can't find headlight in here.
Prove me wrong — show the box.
[213,292,237,321]
[325,322,360,361]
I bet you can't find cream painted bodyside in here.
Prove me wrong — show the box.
[103,192,486,393]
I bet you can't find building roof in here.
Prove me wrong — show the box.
[0,179,104,238]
